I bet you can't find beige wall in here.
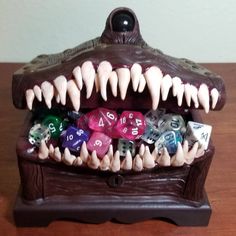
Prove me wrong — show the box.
[0,0,235,62]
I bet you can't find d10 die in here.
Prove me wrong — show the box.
[86,132,112,158]
[155,131,183,155]
[62,126,89,152]
[117,138,135,156]
[141,123,161,144]
[87,108,118,132]
[184,121,212,150]
[42,115,68,139]
[158,114,186,134]
[115,111,146,140]
[28,124,51,147]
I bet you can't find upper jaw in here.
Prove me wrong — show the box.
[12,6,226,112]
[12,44,225,113]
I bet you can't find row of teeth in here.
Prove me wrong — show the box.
[37,140,205,172]
[25,61,220,113]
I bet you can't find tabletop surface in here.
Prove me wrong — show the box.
[0,63,235,235]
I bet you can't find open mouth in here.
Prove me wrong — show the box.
[13,8,225,173]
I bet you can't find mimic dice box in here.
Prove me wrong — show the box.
[12,7,226,227]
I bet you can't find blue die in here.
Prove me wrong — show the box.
[62,126,89,152]
[154,131,183,155]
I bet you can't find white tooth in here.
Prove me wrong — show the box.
[152,147,159,162]
[67,80,81,111]
[81,61,95,99]
[100,154,111,171]
[48,144,55,158]
[156,147,171,166]
[177,84,185,106]
[63,148,76,166]
[94,74,100,92]
[109,71,118,97]
[190,85,199,108]
[38,140,49,160]
[72,66,83,90]
[80,142,89,163]
[52,147,61,162]
[107,144,114,162]
[117,68,130,100]
[171,142,185,166]
[172,77,182,97]
[195,144,205,158]
[131,63,142,91]
[53,76,67,105]
[161,74,172,101]
[143,146,155,169]
[87,151,100,169]
[110,150,120,172]
[182,140,189,156]
[132,154,143,171]
[41,81,54,109]
[139,143,145,157]
[25,89,35,110]
[53,147,62,162]
[97,61,112,101]
[185,142,199,164]
[33,85,42,102]
[198,84,210,113]
[144,66,163,110]
[54,90,60,103]
[184,83,192,107]
[138,74,146,93]
[211,88,219,109]
[73,156,83,166]
[121,150,132,170]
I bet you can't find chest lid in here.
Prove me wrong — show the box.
[12,7,226,113]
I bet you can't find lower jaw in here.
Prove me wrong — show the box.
[16,105,210,173]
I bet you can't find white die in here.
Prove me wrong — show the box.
[184,121,212,150]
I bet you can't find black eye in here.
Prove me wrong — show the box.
[112,11,135,32]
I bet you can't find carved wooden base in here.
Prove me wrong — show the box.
[13,187,211,227]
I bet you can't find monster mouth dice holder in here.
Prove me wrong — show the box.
[12,8,226,227]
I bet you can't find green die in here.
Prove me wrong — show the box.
[42,115,68,139]
[28,124,51,147]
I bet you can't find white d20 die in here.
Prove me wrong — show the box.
[184,121,212,150]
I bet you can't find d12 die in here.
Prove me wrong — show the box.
[28,124,51,147]
[42,115,68,139]
[141,123,161,144]
[155,131,183,155]
[115,111,146,140]
[184,121,212,150]
[87,108,118,132]
[62,126,89,152]
[117,138,135,156]
[158,114,186,134]
[86,132,112,158]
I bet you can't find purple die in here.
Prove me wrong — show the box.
[62,126,89,153]
[87,132,112,159]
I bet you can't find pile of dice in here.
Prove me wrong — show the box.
[28,107,212,162]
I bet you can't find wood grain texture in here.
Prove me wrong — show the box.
[0,63,235,235]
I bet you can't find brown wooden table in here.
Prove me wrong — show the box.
[0,63,235,235]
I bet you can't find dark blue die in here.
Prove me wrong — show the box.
[62,126,89,152]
